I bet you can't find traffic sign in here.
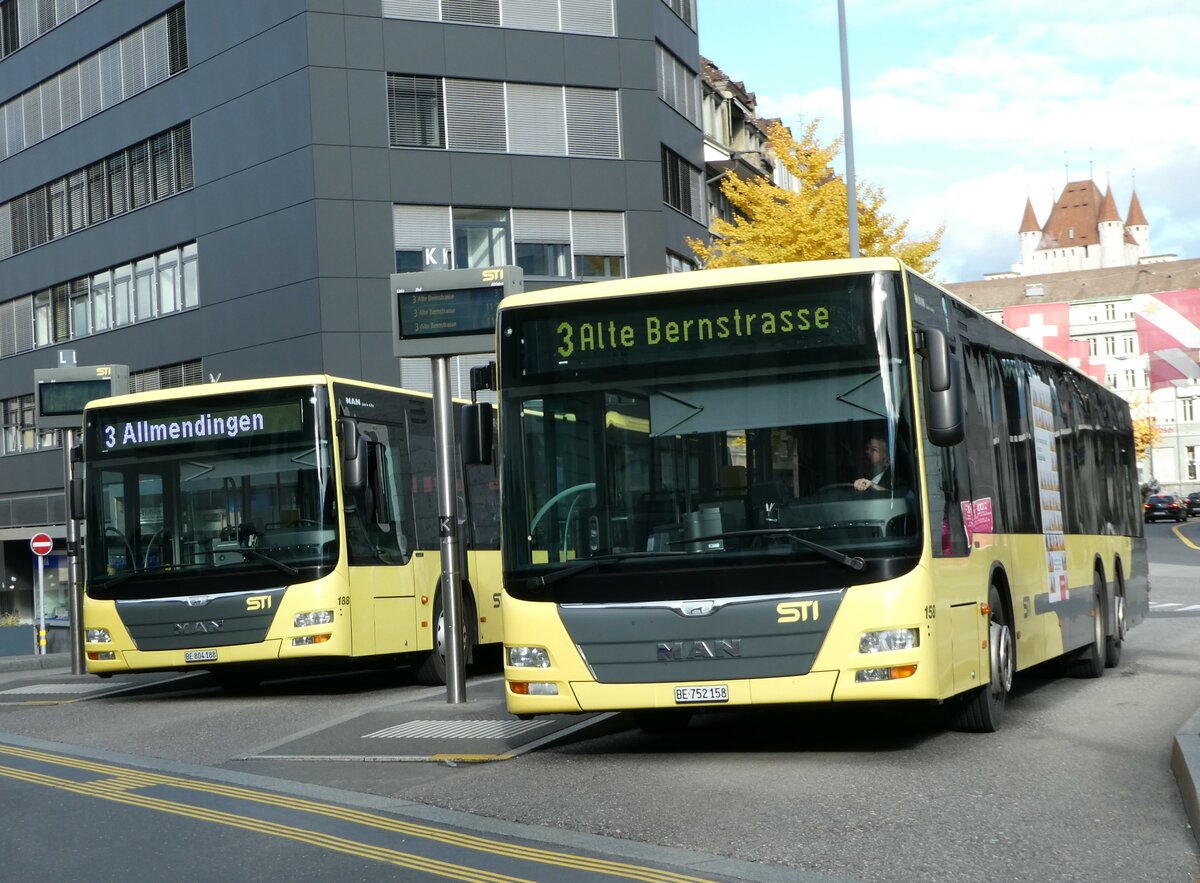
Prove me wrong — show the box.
[30,533,53,556]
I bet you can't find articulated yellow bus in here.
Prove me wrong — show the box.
[479,258,1148,731]
[80,375,501,686]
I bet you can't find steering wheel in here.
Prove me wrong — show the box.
[817,482,858,493]
[529,483,597,534]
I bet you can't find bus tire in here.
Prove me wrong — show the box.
[1105,590,1126,669]
[951,584,1013,733]
[1068,575,1106,679]
[415,588,474,686]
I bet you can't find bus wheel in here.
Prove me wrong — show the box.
[415,590,473,686]
[1068,575,1106,679]
[951,585,1013,733]
[1105,590,1127,669]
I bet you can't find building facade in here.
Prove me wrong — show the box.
[0,0,707,631]
[947,259,1200,497]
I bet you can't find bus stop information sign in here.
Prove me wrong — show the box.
[391,266,524,357]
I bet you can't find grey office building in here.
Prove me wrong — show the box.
[0,0,706,632]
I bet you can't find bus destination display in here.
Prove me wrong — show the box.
[397,285,505,339]
[512,280,872,376]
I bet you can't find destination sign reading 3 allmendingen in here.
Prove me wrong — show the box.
[100,402,303,450]
[514,282,871,375]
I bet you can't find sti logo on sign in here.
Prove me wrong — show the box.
[30,533,53,556]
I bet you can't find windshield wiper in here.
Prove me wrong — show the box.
[94,562,208,590]
[240,547,301,577]
[672,529,866,572]
[525,551,687,589]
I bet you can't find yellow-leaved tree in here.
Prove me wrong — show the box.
[688,118,942,275]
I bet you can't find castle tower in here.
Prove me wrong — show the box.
[1126,189,1150,258]
[1097,186,1124,268]
[1018,197,1041,272]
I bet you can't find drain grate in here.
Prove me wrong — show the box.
[1,683,114,695]
[363,718,549,740]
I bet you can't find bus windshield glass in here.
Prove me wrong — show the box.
[83,385,338,599]
[498,270,921,601]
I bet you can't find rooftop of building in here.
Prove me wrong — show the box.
[945,257,1200,311]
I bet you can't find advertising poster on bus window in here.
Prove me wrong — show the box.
[1029,376,1068,603]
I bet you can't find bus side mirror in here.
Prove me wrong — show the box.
[340,417,367,494]
[70,475,84,522]
[921,328,964,446]
[461,403,494,466]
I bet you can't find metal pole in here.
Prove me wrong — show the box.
[431,356,466,703]
[36,555,45,655]
[64,428,85,674]
[838,0,860,258]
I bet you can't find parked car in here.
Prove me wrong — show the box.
[1145,494,1188,523]
[1187,492,1200,517]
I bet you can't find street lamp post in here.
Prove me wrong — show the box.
[837,0,860,258]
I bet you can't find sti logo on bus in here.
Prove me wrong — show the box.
[246,595,273,611]
[657,639,741,661]
[777,600,821,623]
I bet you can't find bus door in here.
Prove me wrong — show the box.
[344,420,417,656]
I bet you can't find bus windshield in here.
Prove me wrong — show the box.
[498,270,921,602]
[83,385,338,599]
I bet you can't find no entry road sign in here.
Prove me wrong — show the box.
[30,533,53,556]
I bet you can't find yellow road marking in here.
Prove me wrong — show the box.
[1172,523,1200,551]
[0,744,715,883]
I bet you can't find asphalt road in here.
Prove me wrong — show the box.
[2,522,1198,882]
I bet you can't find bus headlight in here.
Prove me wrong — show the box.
[507,646,551,668]
[85,629,111,643]
[294,610,334,628]
[859,628,919,653]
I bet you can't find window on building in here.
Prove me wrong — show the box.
[180,242,199,309]
[383,0,614,35]
[1088,337,1097,356]
[1184,398,1196,423]
[134,257,155,320]
[1123,334,1136,355]
[1105,372,1116,388]
[1123,369,1136,389]
[1105,302,1116,321]
[661,0,696,28]
[666,252,695,273]
[662,147,704,223]
[1188,445,1197,481]
[387,75,444,148]
[2,394,35,455]
[656,44,700,125]
[575,254,624,279]
[1103,335,1116,356]
[453,208,509,269]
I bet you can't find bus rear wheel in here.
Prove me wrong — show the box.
[951,584,1013,733]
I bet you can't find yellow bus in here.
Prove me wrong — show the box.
[478,258,1148,731]
[80,375,502,686]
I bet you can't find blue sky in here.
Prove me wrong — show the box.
[695,0,1200,283]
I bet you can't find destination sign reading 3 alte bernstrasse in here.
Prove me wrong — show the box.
[513,281,871,375]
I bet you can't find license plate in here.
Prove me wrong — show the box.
[184,650,217,663]
[675,684,729,704]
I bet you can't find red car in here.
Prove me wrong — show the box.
[1145,494,1188,523]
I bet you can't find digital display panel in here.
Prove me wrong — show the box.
[507,278,874,379]
[396,286,505,339]
[95,402,305,452]
[38,379,113,416]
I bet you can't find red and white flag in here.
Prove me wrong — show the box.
[1002,302,1105,381]
[1133,289,1200,389]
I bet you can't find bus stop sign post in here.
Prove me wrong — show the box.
[391,267,523,704]
[31,533,53,655]
[33,361,130,674]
